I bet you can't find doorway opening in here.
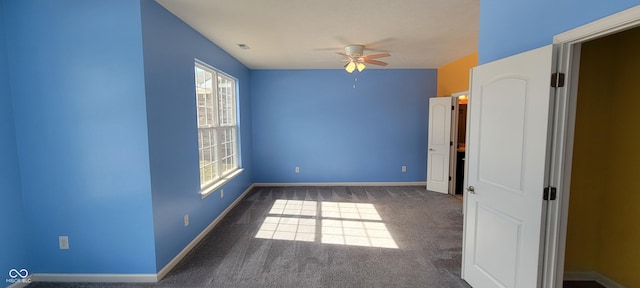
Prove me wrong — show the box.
[561,25,640,288]
[426,93,468,196]
[450,91,468,196]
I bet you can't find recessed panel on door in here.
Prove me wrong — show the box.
[478,78,527,193]
[432,104,448,145]
[474,203,522,288]
[429,154,446,182]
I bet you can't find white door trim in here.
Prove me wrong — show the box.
[553,5,640,44]
[544,5,640,288]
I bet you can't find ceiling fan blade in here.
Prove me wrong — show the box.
[364,53,390,59]
[363,59,388,66]
[336,52,349,57]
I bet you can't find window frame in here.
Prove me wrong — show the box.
[194,60,242,198]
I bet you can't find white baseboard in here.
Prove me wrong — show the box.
[253,181,426,187]
[595,273,625,288]
[30,273,156,283]
[156,183,255,281]
[564,271,625,288]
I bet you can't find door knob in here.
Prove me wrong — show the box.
[467,186,475,194]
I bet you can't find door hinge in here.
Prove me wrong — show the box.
[450,141,453,146]
[543,187,557,200]
[452,106,455,110]
[551,73,565,88]
[449,176,452,181]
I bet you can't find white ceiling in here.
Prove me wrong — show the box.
[155,0,479,70]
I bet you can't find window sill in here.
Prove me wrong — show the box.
[200,169,244,199]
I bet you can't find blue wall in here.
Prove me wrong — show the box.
[251,69,435,183]
[0,1,30,283]
[3,0,157,274]
[479,0,640,63]
[140,0,253,270]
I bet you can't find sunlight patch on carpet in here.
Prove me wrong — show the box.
[255,199,398,249]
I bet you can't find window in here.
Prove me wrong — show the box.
[194,62,239,194]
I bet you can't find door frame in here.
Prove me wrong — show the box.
[543,5,640,287]
[449,95,458,195]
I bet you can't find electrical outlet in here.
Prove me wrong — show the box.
[220,189,224,198]
[402,166,407,173]
[295,166,300,174]
[59,236,69,250]
[184,214,189,227]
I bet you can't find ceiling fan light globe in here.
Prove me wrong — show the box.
[356,62,366,72]
[345,61,356,73]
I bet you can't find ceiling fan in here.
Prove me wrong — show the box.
[338,44,390,73]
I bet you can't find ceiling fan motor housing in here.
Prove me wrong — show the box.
[345,45,365,57]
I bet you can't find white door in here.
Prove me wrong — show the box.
[462,45,555,288]
[427,96,453,194]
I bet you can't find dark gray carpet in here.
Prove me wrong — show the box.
[27,186,471,288]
